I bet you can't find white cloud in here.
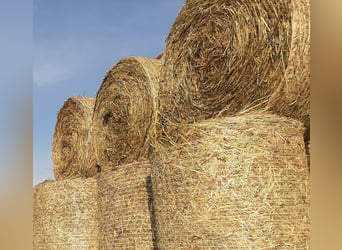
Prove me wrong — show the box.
[33,39,97,87]
[34,60,79,87]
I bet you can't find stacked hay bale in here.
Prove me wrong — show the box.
[35,0,310,248]
[151,0,310,246]
[52,96,96,180]
[159,0,292,125]
[151,114,310,249]
[96,161,156,249]
[36,56,161,249]
[267,0,310,127]
[33,178,99,249]
[92,57,161,169]
[267,0,311,162]
[158,0,309,129]
[92,57,161,248]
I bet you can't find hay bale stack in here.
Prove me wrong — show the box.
[267,0,310,126]
[96,161,155,249]
[33,178,99,249]
[151,114,309,249]
[159,0,308,126]
[92,57,161,168]
[52,96,96,180]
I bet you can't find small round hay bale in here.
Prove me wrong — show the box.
[52,96,96,180]
[33,178,99,249]
[267,0,310,126]
[151,114,310,249]
[159,0,293,124]
[96,161,156,249]
[92,57,161,169]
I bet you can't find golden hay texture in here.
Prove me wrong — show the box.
[151,114,310,249]
[159,0,309,126]
[92,57,161,169]
[33,178,99,249]
[96,161,156,249]
[52,96,96,180]
[267,0,310,126]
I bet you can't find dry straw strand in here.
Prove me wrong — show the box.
[159,0,309,132]
[92,57,161,169]
[159,0,293,125]
[267,0,310,126]
[33,178,99,249]
[151,114,310,249]
[52,96,96,180]
[96,161,155,249]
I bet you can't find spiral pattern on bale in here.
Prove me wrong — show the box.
[92,57,161,169]
[52,96,95,180]
[159,0,309,130]
[267,0,310,126]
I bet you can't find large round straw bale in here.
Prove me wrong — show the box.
[96,161,156,249]
[267,0,310,126]
[52,96,96,180]
[151,114,309,249]
[159,0,303,125]
[33,178,99,249]
[92,57,161,169]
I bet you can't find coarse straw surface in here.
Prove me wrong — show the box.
[159,0,293,125]
[52,96,96,180]
[151,114,310,249]
[92,57,161,169]
[33,178,99,249]
[96,161,156,249]
[267,0,310,126]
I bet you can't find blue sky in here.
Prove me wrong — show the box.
[33,0,185,185]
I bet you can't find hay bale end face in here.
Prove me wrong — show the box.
[92,57,161,168]
[151,114,310,249]
[33,178,99,249]
[52,96,96,180]
[267,0,310,126]
[96,161,155,249]
[159,0,293,124]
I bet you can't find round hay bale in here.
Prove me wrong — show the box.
[151,114,310,249]
[96,161,156,249]
[267,0,310,126]
[92,57,161,169]
[52,96,96,180]
[159,0,298,124]
[33,178,99,249]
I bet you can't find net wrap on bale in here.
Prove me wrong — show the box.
[96,161,156,249]
[151,114,310,249]
[92,57,161,169]
[33,178,99,249]
[52,96,96,180]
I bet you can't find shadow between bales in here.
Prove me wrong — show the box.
[146,175,158,250]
